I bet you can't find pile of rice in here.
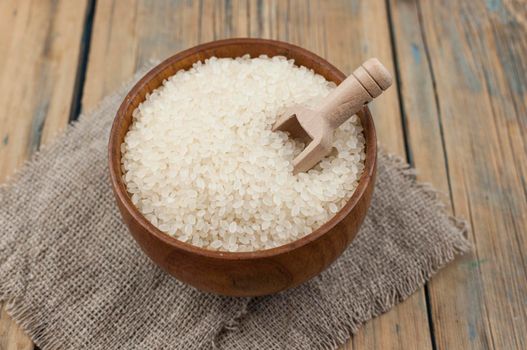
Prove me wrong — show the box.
[121,55,366,252]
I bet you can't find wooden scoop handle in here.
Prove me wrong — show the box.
[318,58,392,129]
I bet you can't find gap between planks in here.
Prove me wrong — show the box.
[68,0,97,123]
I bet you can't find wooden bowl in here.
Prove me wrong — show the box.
[109,38,377,296]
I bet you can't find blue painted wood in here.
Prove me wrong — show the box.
[390,0,527,349]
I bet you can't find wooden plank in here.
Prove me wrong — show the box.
[82,0,201,111]
[310,1,432,349]
[83,1,432,349]
[314,1,432,349]
[387,2,476,349]
[0,0,89,349]
[390,0,527,349]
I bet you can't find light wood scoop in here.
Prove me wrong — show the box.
[273,58,392,174]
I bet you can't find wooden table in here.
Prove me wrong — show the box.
[0,1,525,349]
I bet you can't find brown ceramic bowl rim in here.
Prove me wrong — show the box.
[109,38,377,261]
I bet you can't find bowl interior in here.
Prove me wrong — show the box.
[109,38,377,259]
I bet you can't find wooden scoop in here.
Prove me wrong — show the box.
[273,58,392,174]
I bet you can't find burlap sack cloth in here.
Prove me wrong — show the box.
[0,68,470,350]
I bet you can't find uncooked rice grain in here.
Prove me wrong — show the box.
[121,55,366,252]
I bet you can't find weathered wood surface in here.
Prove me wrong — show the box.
[421,1,526,348]
[390,0,527,349]
[0,0,89,349]
[0,0,526,349]
[315,2,433,348]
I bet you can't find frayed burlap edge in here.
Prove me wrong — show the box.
[317,151,471,350]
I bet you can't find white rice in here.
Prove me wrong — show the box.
[121,55,366,252]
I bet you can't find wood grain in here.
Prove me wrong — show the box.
[388,2,476,349]
[82,0,201,111]
[0,309,32,350]
[390,0,527,349]
[0,0,89,349]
